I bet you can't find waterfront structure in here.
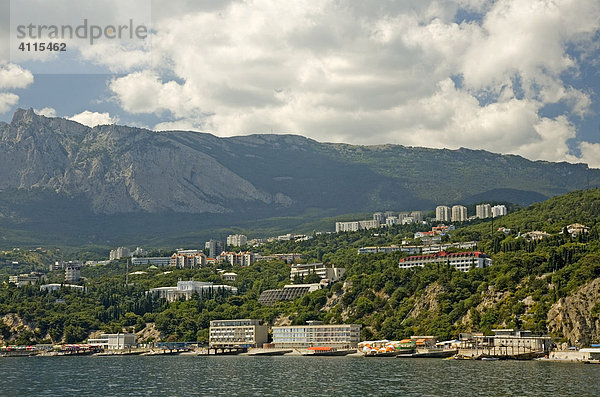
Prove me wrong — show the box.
[209,319,268,348]
[435,206,451,222]
[110,247,131,261]
[170,250,207,268]
[227,234,248,247]
[88,333,136,350]
[64,264,81,283]
[399,251,492,272]
[476,204,492,219]
[8,272,44,286]
[40,283,84,292]
[335,220,380,233]
[258,283,323,306]
[289,263,345,282]
[149,281,237,302]
[451,205,468,222]
[464,329,553,357]
[272,321,361,348]
[492,205,507,217]
[131,257,172,266]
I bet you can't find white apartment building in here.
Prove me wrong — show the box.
[65,264,81,283]
[335,220,380,233]
[436,206,451,222]
[411,211,424,223]
[272,322,361,348]
[476,204,492,219]
[399,251,492,272]
[451,205,468,222]
[88,333,136,350]
[217,251,255,266]
[170,250,207,268]
[289,263,346,282]
[132,257,172,266]
[209,319,268,348]
[492,205,507,217]
[227,234,248,247]
[109,247,131,261]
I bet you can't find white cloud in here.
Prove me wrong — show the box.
[0,64,34,90]
[68,111,118,127]
[34,107,57,117]
[98,0,600,164]
[579,142,600,169]
[0,92,19,114]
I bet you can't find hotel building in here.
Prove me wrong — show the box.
[209,319,268,348]
[272,321,361,348]
[399,251,492,272]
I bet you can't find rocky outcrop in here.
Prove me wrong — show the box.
[547,278,600,345]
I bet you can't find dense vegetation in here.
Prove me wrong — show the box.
[1,189,599,345]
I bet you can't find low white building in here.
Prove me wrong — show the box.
[290,263,345,282]
[149,280,237,302]
[88,333,136,350]
[399,251,492,272]
[40,283,84,292]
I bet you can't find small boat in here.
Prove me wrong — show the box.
[480,356,500,361]
[247,349,292,356]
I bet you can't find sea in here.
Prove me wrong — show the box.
[1,355,598,396]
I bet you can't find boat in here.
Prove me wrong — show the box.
[480,356,500,361]
[247,349,293,356]
[395,348,458,359]
[302,347,356,356]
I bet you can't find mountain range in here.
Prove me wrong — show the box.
[0,108,598,248]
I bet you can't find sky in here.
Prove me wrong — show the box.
[1,0,600,166]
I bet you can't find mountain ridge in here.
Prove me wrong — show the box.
[0,108,599,246]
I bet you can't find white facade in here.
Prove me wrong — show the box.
[149,281,237,302]
[132,257,172,266]
[335,220,380,233]
[272,323,361,348]
[65,264,81,283]
[89,333,136,350]
[399,251,492,272]
[227,234,248,247]
[492,205,507,217]
[476,204,492,219]
[209,319,268,348]
[170,250,207,268]
[289,263,346,282]
[110,247,131,261]
[435,206,451,222]
[451,205,468,222]
[411,211,424,223]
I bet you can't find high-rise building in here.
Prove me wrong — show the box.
[109,247,131,261]
[451,205,468,222]
[436,206,451,222]
[411,211,423,223]
[373,212,384,223]
[227,234,248,247]
[65,264,81,283]
[492,205,507,217]
[476,204,492,219]
[205,239,225,258]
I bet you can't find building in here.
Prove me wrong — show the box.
[411,211,424,223]
[131,257,172,266]
[258,283,323,306]
[149,281,238,302]
[451,205,468,222]
[265,253,303,263]
[472,329,552,353]
[373,212,384,222]
[209,319,268,348]
[435,206,451,222]
[492,205,507,217]
[64,263,81,283]
[420,241,477,254]
[8,272,44,286]
[476,204,492,219]
[566,223,590,237]
[272,321,361,348]
[227,234,248,247]
[170,250,207,268]
[88,333,136,350]
[109,247,131,261]
[399,251,492,272]
[289,263,346,282]
[205,240,225,258]
[335,220,380,233]
[40,283,85,292]
[222,272,237,282]
[385,216,399,226]
[216,251,255,266]
[522,231,550,241]
[132,247,147,256]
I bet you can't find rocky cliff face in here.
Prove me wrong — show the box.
[547,278,600,345]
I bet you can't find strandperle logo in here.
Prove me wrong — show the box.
[15,19,148,45]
